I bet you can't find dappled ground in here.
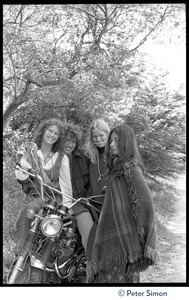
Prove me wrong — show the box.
[141,173,186,283]
[3,173,186,284]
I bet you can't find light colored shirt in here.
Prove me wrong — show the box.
[15,150,73,208]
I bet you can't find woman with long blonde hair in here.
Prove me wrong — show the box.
[84,118,110,206]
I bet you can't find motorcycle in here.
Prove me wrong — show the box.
[6,146,102,285]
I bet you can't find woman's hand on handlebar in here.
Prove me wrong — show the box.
[68,208,74,215]
[15,164,42,182]
[19,160,32,171]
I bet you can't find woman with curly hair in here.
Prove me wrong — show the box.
[62,122,93,250]
[12,118,73,253]
[87,124,158,283]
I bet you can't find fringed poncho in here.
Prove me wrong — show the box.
[87,161,159,282]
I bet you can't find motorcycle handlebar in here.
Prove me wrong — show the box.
[15,165,43,181]
[15,165,103,211]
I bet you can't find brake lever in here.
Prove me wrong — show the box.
[89,199,103,205]
[87,203,101,213]
[75,197,102,213]
[86,195,104,205]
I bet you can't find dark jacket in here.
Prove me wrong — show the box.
[70,148,91,216]
[71,148,90,199]
[87,150,109,205]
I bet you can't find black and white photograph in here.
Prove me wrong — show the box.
[2,3,186,295]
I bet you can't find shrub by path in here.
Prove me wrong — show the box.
[141,173,186,283]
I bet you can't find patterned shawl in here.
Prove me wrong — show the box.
[87,160,159,282]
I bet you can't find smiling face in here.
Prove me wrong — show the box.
[43,125,60,146]
[109,131,119,156]
[63,135,77,155]
[92,128,109,148]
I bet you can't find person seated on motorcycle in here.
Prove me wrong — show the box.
[12,118,73,253]
[63,123,93,251]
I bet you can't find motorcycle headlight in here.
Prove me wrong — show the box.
[41,215,62,237]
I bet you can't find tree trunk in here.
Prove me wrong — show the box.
[3,102,20,131]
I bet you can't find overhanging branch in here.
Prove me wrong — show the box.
[130,5,170,53]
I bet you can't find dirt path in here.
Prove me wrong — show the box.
[140,173,186,283]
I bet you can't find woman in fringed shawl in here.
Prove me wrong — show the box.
[86,124,159,283]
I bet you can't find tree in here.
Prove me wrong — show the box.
[3,4,185,179]
[119,61,185,179]
[3,4,185,130]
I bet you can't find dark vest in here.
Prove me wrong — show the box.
[45,152,64,185]
[18,152,65,195]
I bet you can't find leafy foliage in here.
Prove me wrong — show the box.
[120,77,185,178]
[9,95,93,137]
[3,4,185,125]
[3,4,185,179]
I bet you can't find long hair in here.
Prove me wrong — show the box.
[64,122,83,149]
[106,124,144,173]
[32,118,65,153]
[84,118,110,163]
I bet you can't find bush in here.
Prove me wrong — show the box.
[147,176,179,219]
[3,155,24,238]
